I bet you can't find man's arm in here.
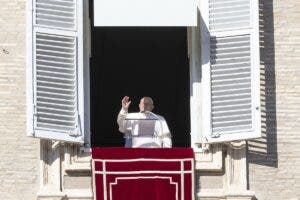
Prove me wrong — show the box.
[117,108,129,133]
[117,96,131,134]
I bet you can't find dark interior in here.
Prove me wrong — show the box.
[90,4,190,147]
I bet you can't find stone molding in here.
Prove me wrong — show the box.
[195,144,223,171]
[37,141,92,200]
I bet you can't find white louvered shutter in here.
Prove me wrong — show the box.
[200,0,261,143]
[27,0,86,143]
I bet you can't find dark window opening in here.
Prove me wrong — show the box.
[90,4,190,147]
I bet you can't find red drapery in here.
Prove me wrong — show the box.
[92,148,194,200]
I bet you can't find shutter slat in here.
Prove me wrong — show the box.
[36,14,74,22]
[210,0,249,6]
[36,55,74,62]
[213,113,251,120]
[212,67,250,75]
[37,85,75,92]
[37,44,74,51]
[212,103,251,111]
[212,46,250,54]
[37,68,75,76]
[209,4,249,11]
[38,106,75,114]
[37,122,75,130]
[37,74,75,81]
[36,49,75,56]
[212,96,250,103]
[211,57,250,65]
[36,58,74,65]
[36,2,75,9]
[211,73,251,81]
[36,8,74,17]
[37,13,74,20]
[37,90,75,98]
[212,86,251,94]
[212,89,251,97]
[37,99,75,107]
[36,20,75,28]
[37,60,74,68]
[38,112,76,119]
[211,78,251,85]
[38,0,74,5]
[36,38,75,45]
[36,4,74,13]
[212,124,251,132]
[213,118,251,126]
[38,82,75,91]
[211,61,250,67]
[212,92,251,100]
[37,79,75,87]
[212,108,251,116]
[37,64,75,72]
[210,16,249,25]
[210,10,249,19]
[211,71,251,78]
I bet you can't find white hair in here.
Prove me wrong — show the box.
[143,96,154,106]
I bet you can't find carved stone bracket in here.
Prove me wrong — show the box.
[195,144,223,171]
[196,141,255,200]
[37,140,65,200]
[223,141,255,200]
[64,144,91,172]
[37,140,93,200]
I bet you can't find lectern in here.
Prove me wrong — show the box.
[92,148,194,200]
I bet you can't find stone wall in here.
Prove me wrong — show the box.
[248,0,300,199]
[0,0,39,199]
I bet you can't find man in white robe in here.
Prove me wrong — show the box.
[117,96,172,148]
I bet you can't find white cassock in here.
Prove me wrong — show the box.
[117,108,172,148]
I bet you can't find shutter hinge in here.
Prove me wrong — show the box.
[210,131,221,138]
[52,141,64,149]
[194,142,210,152]
[68,113,82,136]
[68,130,78,136]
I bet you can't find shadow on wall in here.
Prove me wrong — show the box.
[247,0,278,168]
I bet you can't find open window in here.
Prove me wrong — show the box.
[89,28,191,147]
[26,0,261,147]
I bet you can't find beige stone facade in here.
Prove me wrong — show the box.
[0,0,299,200]
[247,0,300,199]
[0,0,39,199]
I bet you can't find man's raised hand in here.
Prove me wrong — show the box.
[121,96,131,110]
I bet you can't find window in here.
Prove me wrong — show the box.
[26,0,261,147]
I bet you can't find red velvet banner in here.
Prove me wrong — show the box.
[92,148,194,200]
